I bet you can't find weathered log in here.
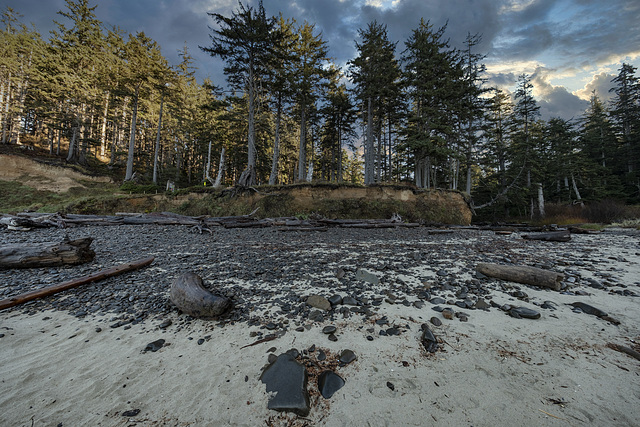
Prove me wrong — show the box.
[568,226,600,235]
[522,231,571,242]
[170,272,231,318]
[476,263,564,291]
[0,238,95,269]
[0,256,154,311]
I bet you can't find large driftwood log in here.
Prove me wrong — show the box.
[0,256,154,311]
[522,231,571,242]
[0,238,95,269]
[170,272,231,318]
[476,263,564,291]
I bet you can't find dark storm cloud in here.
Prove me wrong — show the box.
[3,0,639,118]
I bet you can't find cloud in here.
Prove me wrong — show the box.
[531,67,589,120]
[3,0,639,120]
[574,71,616,103]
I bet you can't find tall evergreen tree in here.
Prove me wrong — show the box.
[512,73,541,216]
[609,63,640,198]
[348,21,401,184]
[292,21,329,182]
[400,19,460,188]
[122,32,169,181]
[49,0,105,163]
[201,0,278,186]
[267,15,297,185]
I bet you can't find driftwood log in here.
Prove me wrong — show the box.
[476,263,564,291]
[170,272,231,318]
[522,231,571,242]
[0,237,95,269]
[0,256,154,311]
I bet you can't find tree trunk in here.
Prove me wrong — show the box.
[214,147,226,188]
[244,64,257,186]
[1,74,10,144]
[571,173,584,207]
[66,125,78,162]
[152,92,165,185]
[56,126,61,155]
[0,238,95,269]
[269,99,282,185]
[537,183,545,218]
[125,85,140,181]
[365,97,374,185]
[298,105,306,182]
[100,92,109,158]
[205,140,213,184]
[48,127,54,155]
[306,160,313,182]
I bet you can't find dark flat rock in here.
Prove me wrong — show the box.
[339,349,356,364]
[322,325,337,334]
[328,294,343,306]
[342,296,359,306]
[143,339,165,352]
[421,325,438,353]
[260,353,310,416]
[509,306,541,319]
[318,371,345,399]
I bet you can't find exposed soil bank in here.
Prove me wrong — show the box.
[173,184,472,225]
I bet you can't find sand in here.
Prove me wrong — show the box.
[1,229,639,426]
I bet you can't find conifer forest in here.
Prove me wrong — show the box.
[2,0,639,220]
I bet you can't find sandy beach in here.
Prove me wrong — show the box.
[1,225,639,426]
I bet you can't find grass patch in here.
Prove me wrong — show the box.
[0,180,56,212]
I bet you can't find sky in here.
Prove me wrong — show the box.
[4,0,640,121]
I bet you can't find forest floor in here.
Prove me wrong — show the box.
[0,224,639,426]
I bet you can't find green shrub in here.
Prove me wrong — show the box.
[119,181,160,194]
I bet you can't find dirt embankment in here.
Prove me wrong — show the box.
[0,154,113,193]
[0,154,471,224]
[176,185,472,225]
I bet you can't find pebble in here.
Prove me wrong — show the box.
[322,325,337,334]
[442,308,455,320]
[328,295,343,306]
[342,296,359,306]
[338,349,356,364]
[306,295,331,311]
[430,317,442,327]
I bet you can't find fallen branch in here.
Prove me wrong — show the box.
[240,334,277,349]
[477,263,564,291]
[0,256,154,311]
[607,343,640,361]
